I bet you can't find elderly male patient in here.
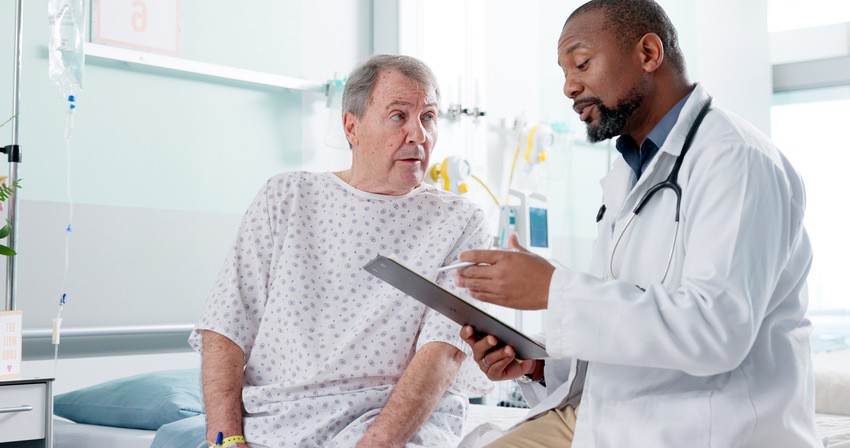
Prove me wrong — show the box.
[189,54,492,448]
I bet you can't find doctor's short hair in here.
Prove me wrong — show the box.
[342,54,441,118]
[567,0,687,75]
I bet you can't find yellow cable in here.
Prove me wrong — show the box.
[470,174,501,207]
[505,145,522,203]
[524,126,540,162]
[507,125,546,202]
[439,157,451,191]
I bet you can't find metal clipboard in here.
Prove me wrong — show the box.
[363,255,549,360]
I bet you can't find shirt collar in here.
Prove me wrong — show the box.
[645,92,692,150]
[614,92,693,181]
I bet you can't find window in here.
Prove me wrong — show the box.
[769,1,850,354]
[768,0,850,31]
[772,86,850,313]
[772,86,850,352]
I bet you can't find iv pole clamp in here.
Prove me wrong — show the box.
[1,145,23,164]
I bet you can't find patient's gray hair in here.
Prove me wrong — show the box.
[342,54,441,118]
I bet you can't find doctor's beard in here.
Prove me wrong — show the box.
[585,87,645,143]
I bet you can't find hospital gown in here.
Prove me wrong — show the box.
[189,172,493,447]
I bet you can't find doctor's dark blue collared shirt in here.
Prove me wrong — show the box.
[615,92,692,188]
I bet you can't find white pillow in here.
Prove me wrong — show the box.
[813,349,850,416]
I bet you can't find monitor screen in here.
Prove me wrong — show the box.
[528,207,548,248]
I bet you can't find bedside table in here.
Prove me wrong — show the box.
[0,378,54,448]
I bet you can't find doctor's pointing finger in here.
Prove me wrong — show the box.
[454,233,555,310]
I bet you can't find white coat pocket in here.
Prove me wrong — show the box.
[597,390,711,448]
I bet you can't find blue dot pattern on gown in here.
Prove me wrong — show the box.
[189,171,494,447]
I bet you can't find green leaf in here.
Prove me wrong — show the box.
[0,245,16,256]
[0,223,10,239]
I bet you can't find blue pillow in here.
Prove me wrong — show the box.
[54,369,205,430]
[151,414,208,448]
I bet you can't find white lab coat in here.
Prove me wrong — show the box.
[527,84,821,447]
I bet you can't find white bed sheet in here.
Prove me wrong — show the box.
[54,418,155,448]
[463,405,529,437]
[817,414,850,448]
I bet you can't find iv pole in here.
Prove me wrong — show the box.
[3,0,24,311]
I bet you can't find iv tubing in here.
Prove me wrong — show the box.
[54,100,75,376]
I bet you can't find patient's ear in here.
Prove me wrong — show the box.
[343,111,359,147]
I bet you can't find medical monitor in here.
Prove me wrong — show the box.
[528,206,549,249]
[503,189,551,258]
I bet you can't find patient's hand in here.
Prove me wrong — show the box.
[461,325,539,381]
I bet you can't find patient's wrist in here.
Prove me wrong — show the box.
[356,433,399,448]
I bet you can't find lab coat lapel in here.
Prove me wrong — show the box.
[599,159,632,229]
[661,83,712,159]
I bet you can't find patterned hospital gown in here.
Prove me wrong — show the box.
[189,172,493,447]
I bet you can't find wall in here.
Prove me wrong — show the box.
[387,0,772,334]
[482,0,772,271]
[689,0,771,133]
[3,0,774,390]
[0,0,370,389]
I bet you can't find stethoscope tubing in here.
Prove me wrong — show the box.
[607,97,713,285]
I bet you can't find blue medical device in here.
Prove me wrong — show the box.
[499,189,550,258]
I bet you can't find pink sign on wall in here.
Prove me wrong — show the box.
[0,310,22,380]
[93,0,182,55]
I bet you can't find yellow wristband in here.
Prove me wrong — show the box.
[223,435,246,446]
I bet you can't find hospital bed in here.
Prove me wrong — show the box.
[50,407,850,448]
[51,348,850,448]
[54,419,155,448]
[50,406,528,448]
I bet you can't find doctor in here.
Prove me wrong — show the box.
[456,0,821,447]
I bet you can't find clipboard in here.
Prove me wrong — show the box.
[363,255,549,360]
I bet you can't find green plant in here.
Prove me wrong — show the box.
[0,179,20,256]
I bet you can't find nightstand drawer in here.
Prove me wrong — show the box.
[0,382,47,443]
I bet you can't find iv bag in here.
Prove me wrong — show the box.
[48,0,85,100]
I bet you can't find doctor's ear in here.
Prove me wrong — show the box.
[637,33,664,73]
[343,111,359,147]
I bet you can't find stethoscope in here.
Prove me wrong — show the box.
[602,97,713,285]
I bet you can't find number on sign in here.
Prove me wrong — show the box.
[131,0,148,33]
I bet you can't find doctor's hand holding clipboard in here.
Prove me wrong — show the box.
[455,233,553,380]
[460,325,547,383]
